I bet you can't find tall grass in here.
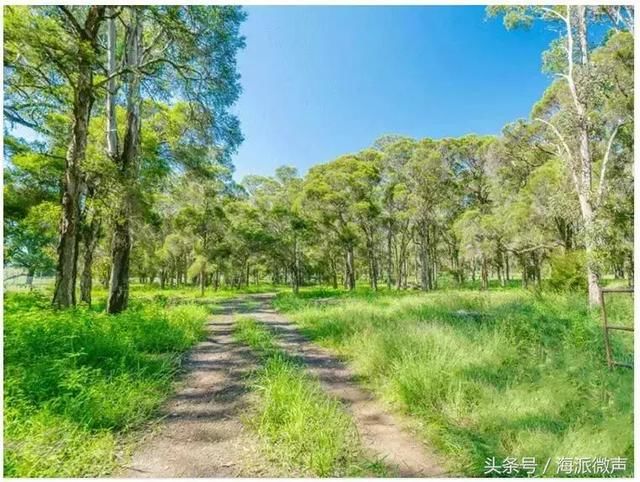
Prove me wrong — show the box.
[4,291,209,477]
[274,288,634,476]
[233,317,387,477]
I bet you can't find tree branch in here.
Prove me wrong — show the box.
[539,6,567,22]
[57,6,86,38]
[596,121,624,208]
[534,117,573,161]
[534,117,581,193]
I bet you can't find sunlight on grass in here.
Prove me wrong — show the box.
[233,317,388,477]
[3,290,210,477]
[274,288,634,476]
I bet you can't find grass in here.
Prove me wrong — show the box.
[233,317,388,477]
[120,282,288,303]
[3,290,210,477]
[274,287,634,477]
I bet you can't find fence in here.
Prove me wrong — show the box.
[600,286,634,369]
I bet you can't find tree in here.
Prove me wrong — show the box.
[489,5,634,305]
[5,6,107,307]
[377,137,415,289]
[101,6,245,313]
[303,152,381,290]
[5,202,59,288]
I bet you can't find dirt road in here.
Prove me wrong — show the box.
[121,294,446,477]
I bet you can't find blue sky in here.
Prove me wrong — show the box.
[231,6,557,181]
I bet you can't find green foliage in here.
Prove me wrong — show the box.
[3,291,209,477]
[233,317,387,477]
[547,250,588,292]
[4,201,60,276]
[275,288,633,476]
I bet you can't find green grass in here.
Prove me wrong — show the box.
[274,287,634,477]
[123,282,288,302]
[233,317,388,477]
[3,290,210,477]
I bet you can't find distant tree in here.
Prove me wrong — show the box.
[5,202,59,289]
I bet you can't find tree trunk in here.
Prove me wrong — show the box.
[386,228,393,289]
[395,232,408,290]
[402,257,409,289]
[80,216,101,305]
[52,6,104,308]
[329,255,338,289]
[292,237,300,294]
[505,252,510,281]
[420,244,429,291]
[365,233,377,291]
[26,269,35,291]
[52,69,91,308]
[107,217,131,313]
[498,248,506,288]
[418,225,430,291]
[566,7,601,306]
[346,246,356,291]
[107,8,142,314]
[481,257,489,290]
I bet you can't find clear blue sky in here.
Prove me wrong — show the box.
[231,6,557,181]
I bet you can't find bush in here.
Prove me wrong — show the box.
[547,249,588,292]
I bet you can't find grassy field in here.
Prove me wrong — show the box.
[233,317,387,477]
[3,289,211,477]
[4,282,633,477]
[274,286,634,477]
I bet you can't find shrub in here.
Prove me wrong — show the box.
[547,249,587,292]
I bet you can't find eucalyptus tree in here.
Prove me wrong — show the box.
[175,171,229,295]
[101,6,245,312]
[3,134,65,289]
[243,166,309,292]
[489,5,634,305]
[226,198,275,288]
[4,202,59,289]
[4,5,107,307]
[303,152,381,290]
[405,139,451,290]
[377,137,415,289]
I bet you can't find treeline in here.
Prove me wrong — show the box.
[3,6,634,310]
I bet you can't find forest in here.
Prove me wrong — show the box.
[3,4,635,479]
